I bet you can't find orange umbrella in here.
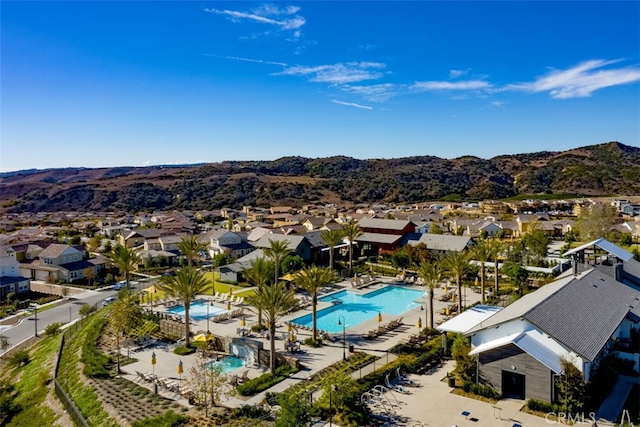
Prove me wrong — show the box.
[377,312,382,324]
[151,351,157,375]
[240,316,246,327]
[417,317,423,329]
[227,301,231,311]
[178,360,183,380]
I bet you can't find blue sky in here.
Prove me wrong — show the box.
[2,1,639,172]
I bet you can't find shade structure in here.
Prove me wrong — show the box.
[194,333,214,342]
[144,285,159,293]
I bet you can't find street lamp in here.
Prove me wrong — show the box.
[32,303,38,338]
[337,315,346,360]
[329,383,338,427]
[207,299,214,333]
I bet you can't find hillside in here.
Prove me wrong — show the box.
[1,141,639,213]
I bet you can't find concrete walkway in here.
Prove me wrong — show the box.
[596,374,640,423]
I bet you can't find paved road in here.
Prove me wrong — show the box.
[0,287,118,355]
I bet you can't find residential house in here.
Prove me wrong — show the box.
[465,267,640,402]
[0,255,30,300]
[406,233,473,255]
[251,234,313,263]
[17,243,108,283]
[355,218,416,257]
[208,230,255,259]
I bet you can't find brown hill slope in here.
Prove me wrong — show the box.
[1,141,639,213]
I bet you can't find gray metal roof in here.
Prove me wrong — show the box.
[563,238,634,262]
[467,268,640,362]
[525,269,640,361]
[355,232,403,245]
[357,218,414,231]
[412,233,472,252]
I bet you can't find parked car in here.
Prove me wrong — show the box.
[113,280,128,290]
[102,297,116,306]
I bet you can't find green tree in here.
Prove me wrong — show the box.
[523,229,549,260]
[341,220,362,273]
[503,261,529,291]
[243,257,274,326]
[430,222,443,234]
[321,229,344,271]
[275,390,312,427]
[109,290,143,372]
[281,254,304,275]
[295,266,337,341]
[178,235,206,267]
[79,303,96,317]
[158,266,209,347]
[441,251,470,313]
[390,249,411,272]
[470,239,491,304]
[554,357,585,413]
[87,235,103,252]
[486,238,505,294]
[451,334,476,382]
[618,233,633,246]
[111,245,141,289]
[416,260,443,328]
[246,281,297,374]
[263,239,292,286]
[211,253,230,267]
[576,203,618,241]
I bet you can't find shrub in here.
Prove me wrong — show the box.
[131,410,188,427]
[237,365,297,396]
[264,392,281,406]
[231,405,270,419]
[81,317,111,378]
[527,398,562,414]
[44,321,62,337]
[174,345,196,356]
[303,337,323,347]
[462,381,501,400]
[9,350,30,368]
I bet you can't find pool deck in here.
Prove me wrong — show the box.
[120,276,499,422]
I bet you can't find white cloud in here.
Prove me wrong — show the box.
[449,69,470,79]
[506,59,640,99]
[413,80,492,90]
[204,4,305,35]
[491,101,506,108]
[275,62,386,84]
[331,100,373,110]
[340,83,399,102]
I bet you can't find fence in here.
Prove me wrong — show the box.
[54,316,92,427]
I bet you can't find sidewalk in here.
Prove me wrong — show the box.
[596,374,640,423]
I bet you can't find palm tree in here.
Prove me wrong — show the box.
[321,229,344,271]
[486,238,505,295]
[341,220,362,273]
[263,239,291,285]
[295,266,337,341]
[416,260,443,329]
[243,257,274,325]
[157,266,209,347]
[470,239,491,303]
[111,245,141,289]
[441,251,470,313]
[246,281,297,374]
[178,235,206,267]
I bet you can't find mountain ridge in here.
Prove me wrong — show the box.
[1,141,639,213]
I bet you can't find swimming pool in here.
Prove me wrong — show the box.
[205,355,245,374]
[291,286,423,333]
[166,300,228,321]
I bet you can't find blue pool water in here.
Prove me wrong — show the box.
[291,286,423,333]
[166,300,228,321]
[205,356,246,374]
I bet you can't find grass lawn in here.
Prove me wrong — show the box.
[2,336,64,426]
[139,272,255,302]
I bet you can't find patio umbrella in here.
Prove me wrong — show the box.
[227,301,231,310]
[377,312,382,325]
[144,285,159,293]
[228,288,233,297]
[287,323,292,332]
[151,351,156,375]
[240,316,246,327]
[177,360,183,380]
[417,317,423,330]
[475,277,479,287]
[194,333,213,342]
